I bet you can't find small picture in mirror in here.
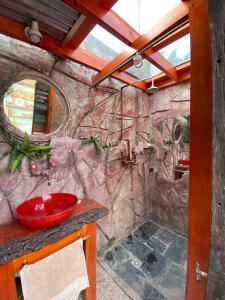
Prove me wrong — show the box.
[3,78,66,135]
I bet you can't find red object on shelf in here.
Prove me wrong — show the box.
[178,158,190,165]
[16,193,78,229]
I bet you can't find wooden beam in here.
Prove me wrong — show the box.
[118,23,190,73]
[0,15,145,90]
[186,0,212,298]
[143,52,178,81]
[150,23,190,52]
[145,62,191,89]
[92,50,136,86]
[206,1,225,298]
[92,3,189,85]
[62,14,88,46]
[63,0,139,45]
[132,3,189,50]
[63,0,119,49]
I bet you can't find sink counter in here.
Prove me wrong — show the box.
[0,198,108,265]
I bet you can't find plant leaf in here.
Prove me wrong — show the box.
[23,132,30,150]
[8,152,24,172]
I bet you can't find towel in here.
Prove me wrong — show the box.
[20,239,89,300]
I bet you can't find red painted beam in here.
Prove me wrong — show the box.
[143,52,178,81]
[145,62,191,89]
[92,3,189,85]
[132,3,189,50]
[63,0,139,46]
[63,0,119,49]
[0,16,146,90]
[117,23,190,73]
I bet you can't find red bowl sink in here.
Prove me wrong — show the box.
[178,159,190,166]
[16,193,78,229]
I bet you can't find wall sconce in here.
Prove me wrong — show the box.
[25,20,43,43]
[133,52,143,68]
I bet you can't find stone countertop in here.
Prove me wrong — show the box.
[0,198,108,265]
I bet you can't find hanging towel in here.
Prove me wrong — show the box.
[20,239,89,300]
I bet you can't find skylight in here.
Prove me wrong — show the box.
[159,34,190,66]
[126,60,161,79]
[112,0,182,34]
[80,25,133,62]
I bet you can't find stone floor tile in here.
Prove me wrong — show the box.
[160,263,186,290]
[147,237,167,254]
[141,251,168,278]
[134,221,160,242]
[121,235,152,260]
[114,261,166,300]
[164,235,188,265]
[140,283,166,300]
[153,228,177,245]
[104,244,130,269]
[101,220,187,300]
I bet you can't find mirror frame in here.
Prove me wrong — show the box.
[0,71,71,143]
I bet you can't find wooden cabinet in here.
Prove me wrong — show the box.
[0,199,107,300]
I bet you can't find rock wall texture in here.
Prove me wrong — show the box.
[0,35,190,249]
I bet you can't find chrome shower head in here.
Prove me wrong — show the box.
[147,85,159,94]
[146,77,159,94]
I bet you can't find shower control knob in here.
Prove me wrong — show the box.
[196,262,208,280]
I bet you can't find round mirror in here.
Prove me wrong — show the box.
[4,79,65,135]
[173,123,183,142]
[1,72,70,142]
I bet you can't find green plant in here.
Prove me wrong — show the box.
[80,136,103,152]
[164,139,174,146]
[8,133,51,172]
[80,136,117,152]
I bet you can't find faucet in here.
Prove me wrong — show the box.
[121,139,137,165]
[46,173,51,186]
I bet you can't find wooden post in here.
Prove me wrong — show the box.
[45,87,54,134]
[83,222,96,300]
[0,262,18,300]
[186,0,212,299]
[206,1,225,298]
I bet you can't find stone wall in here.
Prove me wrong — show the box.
[0,35,190,250]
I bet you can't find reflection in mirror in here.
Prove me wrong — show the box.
[3,79,65,135]
[155,115,190,180]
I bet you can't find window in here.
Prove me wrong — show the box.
[159,34,190,66]
[113,0,181,34]
[126,60,161,79]
[80,25,133,61]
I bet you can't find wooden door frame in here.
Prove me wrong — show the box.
[185,1,212,299]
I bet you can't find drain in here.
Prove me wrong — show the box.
[131,258,142,269]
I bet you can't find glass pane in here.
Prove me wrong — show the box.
[159,34,190,66]
[80,25,133,61]
[126,60,161,79]
[113,0,181,34]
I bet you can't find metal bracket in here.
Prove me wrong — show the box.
[196,262,208,280]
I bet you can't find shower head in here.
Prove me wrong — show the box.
[121,76,159,94]
[147,85,159,94]
[146,77,159,94]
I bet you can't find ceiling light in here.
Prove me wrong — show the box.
[25,20,42,43]
[133,52,143,68]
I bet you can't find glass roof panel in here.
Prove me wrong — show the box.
[113,0,181,34]
[159,34,190,66]
[80,25,133,61]
[126,60,161,79]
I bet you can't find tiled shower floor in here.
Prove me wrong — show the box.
[99,220,187,300]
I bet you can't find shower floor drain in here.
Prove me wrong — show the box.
[131,258,142,269]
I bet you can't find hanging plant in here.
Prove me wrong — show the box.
[7,133,51,172]
[0,118,51,172]
[80,136,117,152]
